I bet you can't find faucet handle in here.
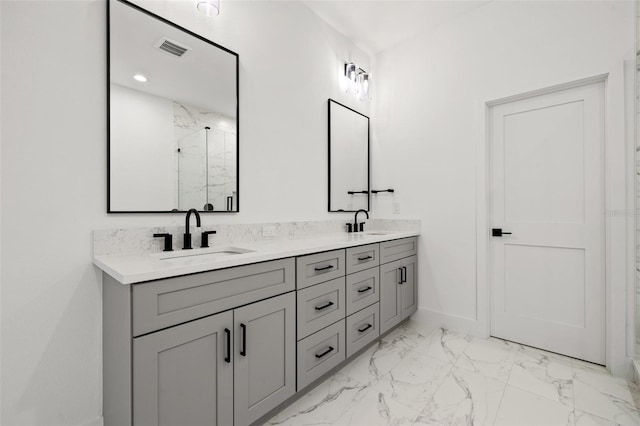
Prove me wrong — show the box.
[153,233,173,252]
[201,230,217,248]
[346,223,353,233]
[359,222,365,232]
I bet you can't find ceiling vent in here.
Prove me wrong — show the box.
[155,37,191,58]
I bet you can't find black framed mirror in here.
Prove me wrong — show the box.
[108,0,239,213]
[328,99,370,212]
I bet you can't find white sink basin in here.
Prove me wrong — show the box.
[151,246,255,265]
[363,231,392,236]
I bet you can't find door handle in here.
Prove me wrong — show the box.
[224,328,231,363]
[240,323,247,357]
[492,228,512,237]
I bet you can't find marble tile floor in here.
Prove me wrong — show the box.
[265,321,640,426]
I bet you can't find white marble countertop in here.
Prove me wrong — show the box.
[94,230,419,284]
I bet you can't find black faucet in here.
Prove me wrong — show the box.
[183,208,201,249]
[350,209,369,233]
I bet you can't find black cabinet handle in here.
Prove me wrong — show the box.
[402,266,407,283]
[315,301,334,311]
[224,328,231,363]
[358,324,373,333]
[357,255,373,261]
[315,346,334,359]
[240,323,246,357]
[314,265,334,272]
[398,268,404,284]
[357,286,372,293]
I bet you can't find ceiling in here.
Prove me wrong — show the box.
[302,0,490,55]
[110,0,237,117]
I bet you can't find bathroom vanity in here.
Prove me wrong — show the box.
[96,231,418,426]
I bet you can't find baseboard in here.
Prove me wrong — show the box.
[412,307,488,338]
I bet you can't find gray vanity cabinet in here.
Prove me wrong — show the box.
[234,293,296,426]
[103,258,296,426]
[131,292,295,426]
[133,311,234,426]
[103,237,417,426]
[400,255,418,319]
[380,239,418,335]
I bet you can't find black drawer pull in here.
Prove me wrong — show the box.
[357,255,373,261]
[315,346,334,359]
[357,286,372,293]
[224,328,231,363]
[358,324,372,333]
[315,301,334,311]
[240,323,247,357]
[314,265,334,272]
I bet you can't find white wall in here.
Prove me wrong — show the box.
[372,0,635,373]
[0,1,370,424]
[110,84,175,211]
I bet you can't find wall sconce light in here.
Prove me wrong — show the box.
[196,0,220,17]
[345,62,359,96]
[344,62,371,102]
[358,72,370,102]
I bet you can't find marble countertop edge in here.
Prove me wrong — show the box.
[94,230,420,284]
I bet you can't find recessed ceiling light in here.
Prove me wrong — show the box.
[133,74,148,82]
[197,0,220,17]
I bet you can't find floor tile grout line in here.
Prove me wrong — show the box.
[490,344,519,425]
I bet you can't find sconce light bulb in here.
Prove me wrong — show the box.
[133,74,148,82]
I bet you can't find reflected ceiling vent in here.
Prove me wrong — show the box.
[155,37,191,58]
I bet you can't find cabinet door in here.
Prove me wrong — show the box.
[234,292,296,426]
[133,311,233,426]
[380,259,403,334]
[401,255,418,319]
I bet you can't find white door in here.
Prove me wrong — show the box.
[489,80,605,364]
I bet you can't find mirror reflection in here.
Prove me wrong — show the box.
[108,0,239,213]
[328,99,370,212]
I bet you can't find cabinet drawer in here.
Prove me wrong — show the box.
[297,320,346,390]
[346,244,380,275]
[380,237,417,264]
[297,277,345,340]
[296,249,346,289]
[346,303,380,358]
[346,267,379,316]
[132,258,295,336]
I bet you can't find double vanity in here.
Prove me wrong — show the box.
[95,228,418,426]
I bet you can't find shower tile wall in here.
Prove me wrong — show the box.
[174,102,237,211]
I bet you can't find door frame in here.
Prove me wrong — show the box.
[475,71,634,376]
